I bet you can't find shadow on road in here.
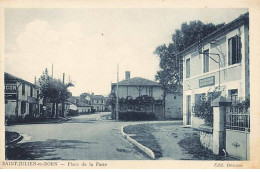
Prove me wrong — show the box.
[6,139,97,160]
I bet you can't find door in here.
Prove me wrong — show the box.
[29,103,33,116]
[186,95,191,125]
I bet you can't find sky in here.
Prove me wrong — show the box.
[4,8,248,96]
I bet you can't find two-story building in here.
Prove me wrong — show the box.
[180,13,249,128]
[4,72,43,119]
[111,71,183,119]
[90,94,106,112]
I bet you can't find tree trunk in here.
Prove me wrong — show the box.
[55,103,59,118]
[52,102,55,118]
[61,101,65,117]
[163,91,166,118]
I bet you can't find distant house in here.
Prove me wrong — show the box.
[67,96,92,114]
[89,94,106,112]
[4,72,43,119]
[111,71,183,119]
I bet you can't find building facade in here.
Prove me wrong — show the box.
[67,96,92,114]
[90,94,106,112]
[180,13,249,128]
[111,71,183,119]
[4,73,43,119]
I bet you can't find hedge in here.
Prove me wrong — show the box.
[119,111,155,121]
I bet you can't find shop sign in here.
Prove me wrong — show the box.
[199,76,215,87]
[5,94,17,100]
[5,84,17,93]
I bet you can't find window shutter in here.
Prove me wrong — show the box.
[239,36,242,63]
[228,38,232,65]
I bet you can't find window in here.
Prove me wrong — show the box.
[203,49,209,73]
[149,87,153,97]
[22,83,25,95]
[186,59,190,78]
[228,89,238,105]
[30,86,33,97]
[228,35,241,65]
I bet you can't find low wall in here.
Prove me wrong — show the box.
[226,129,250,160]
[199,124,213,152]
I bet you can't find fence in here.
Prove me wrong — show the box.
[226,106,250,132]
[225,105,250,160]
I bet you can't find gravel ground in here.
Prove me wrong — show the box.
[123,122,239,160]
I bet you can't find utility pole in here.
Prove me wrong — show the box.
[116,63,119,121]
[62,73,65,117]
[52,63,54,78]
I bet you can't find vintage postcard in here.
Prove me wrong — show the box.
[0,0,260,169]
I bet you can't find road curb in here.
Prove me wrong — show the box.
[5,135,23,148]
[121,125,155,160]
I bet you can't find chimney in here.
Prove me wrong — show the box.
[125,71,130,80]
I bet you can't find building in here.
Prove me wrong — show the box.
[180,13,249,128]
[89,94,106,112]
[111,71,182,119]
[67,96,92,114]
[4,72,43,119]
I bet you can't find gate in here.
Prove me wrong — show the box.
[225,106,250,160]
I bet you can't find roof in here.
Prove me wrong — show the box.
[178,12,249,57]
[4,72,37,87]
[76,102,92,107]
[112,77,160,87]
[67,97,92,107]
[80,92,105,100]
[90,94,105,100]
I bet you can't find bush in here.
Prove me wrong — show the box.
[91,108,96,113]
[67,109,78,116]
[193,88,221,126]
[119,111,155,121]
[5,117,16,126]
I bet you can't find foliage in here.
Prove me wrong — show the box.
[38,68,74,104]
[193,88,221,125]
[38,68,74,118]
[108,95,163,112]
[107,92,116,108]
[231,97,250,113]
[154,21,224,93]
[67,109,78,116]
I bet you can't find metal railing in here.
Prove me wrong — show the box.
[226,106,250,132]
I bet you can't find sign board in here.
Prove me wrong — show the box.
[199,76,215,88]
[5,84,17,94]
[5,94,17,100]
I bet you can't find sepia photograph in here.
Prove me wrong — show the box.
[0,0,260,169]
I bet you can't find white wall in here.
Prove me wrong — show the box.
[115,85,163,100]
[182,24,249,128]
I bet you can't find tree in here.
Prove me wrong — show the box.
[38,68,73,118]
[154,20,224,116]
[193,88,221,125]
[107,92,116,119]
